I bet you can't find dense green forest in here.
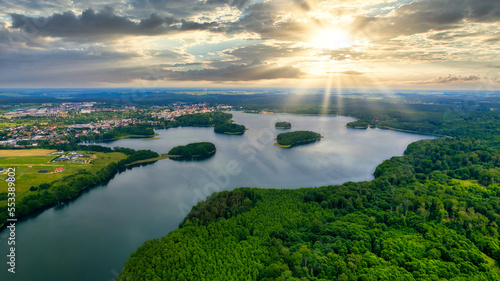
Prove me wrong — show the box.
[101,124,155,141]
[276,131,322,147]
[153,111,246,135]
[4,90,500,280]
[118,138,500,280]
[118,100,500,280]
[214,123,246,135]
[166,111,233,128]
[168,142,216,159]
[276,122,292,129]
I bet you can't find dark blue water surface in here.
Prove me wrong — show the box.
[0,112,433,281]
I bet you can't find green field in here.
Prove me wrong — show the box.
[0,156,55,165]
[0,151,127,206]
[0,122,22,129]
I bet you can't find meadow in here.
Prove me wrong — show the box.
[0,150,127,206]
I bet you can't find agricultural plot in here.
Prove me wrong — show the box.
[0,151,127,206]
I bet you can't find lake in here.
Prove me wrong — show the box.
[0,112,433,281]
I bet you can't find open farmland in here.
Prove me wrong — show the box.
[0,150,127,206]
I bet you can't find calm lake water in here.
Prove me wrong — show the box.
[0,112,433,281]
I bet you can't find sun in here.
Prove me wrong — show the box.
[308,28,352,50]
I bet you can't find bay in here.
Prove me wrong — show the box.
[0,112,433,281]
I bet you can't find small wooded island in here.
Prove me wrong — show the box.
[346,120,370,129]
[275,121,292,129]
[275,130,322,148]
[214,123,246,135]
[168,142,216,160]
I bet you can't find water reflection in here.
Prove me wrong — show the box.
[0,112,434,281]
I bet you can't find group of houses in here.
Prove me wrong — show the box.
[38,167,64,173]
[53,151,84,162]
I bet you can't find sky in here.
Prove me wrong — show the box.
[0,0,499,90]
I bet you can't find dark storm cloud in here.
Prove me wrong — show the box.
[0,58,303,85]
[0,49,140,70]
[162,61,304,81]
[9,7,219,39]
[130,0,251,18]
[126,60,304,82]
[224,44,311,64]
[158,62,203,67]
[0,27,52,49]
[227,1,313,41]
[413,74,482,84]
[351,0,500,40]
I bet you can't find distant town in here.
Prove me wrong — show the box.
[0,102,232,148]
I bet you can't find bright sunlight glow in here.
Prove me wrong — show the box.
[308,28,352,50]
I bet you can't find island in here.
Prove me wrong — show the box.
[214,123,246,135]
[346,120,370,129]
[168,142,216,160]
[275,121,292,129]
[275,130,322,148]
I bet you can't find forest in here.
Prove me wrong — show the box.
[153,111,246,135]
[168,142,216,159]
[276,131,322,147]
[214,123,246,135]
[275,122,292,129]
[118,101,500,280]
[166,111,233,128]
[101,124,155,141]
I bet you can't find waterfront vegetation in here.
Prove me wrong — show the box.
[2,91,500,280]
[166,111,233,128]
[0,147,161,228]
[345,120,369,129]
[163,111,246,135]
[118,135,500,281]
[276,131,322,148]
[117,94,500,281]
[101,124,155,141]
[275,121,292,129]
[214,123,246,135]
[168,142,216,159]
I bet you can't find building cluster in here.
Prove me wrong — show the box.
[0,102,232,147]
[53,151,84,162]
[0,124,61,147]
[151,103,232,120]
[68,118,137,135]
[3,102,122,118]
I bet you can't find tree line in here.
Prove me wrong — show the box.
[118,106,500,281]
[0,147,160,228]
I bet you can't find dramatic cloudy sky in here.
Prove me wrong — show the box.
[0,0,499,89]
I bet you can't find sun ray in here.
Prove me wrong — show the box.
[308,27,353,50]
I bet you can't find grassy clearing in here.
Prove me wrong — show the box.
[0,149,56,156]
[0,122,19,129]
[126,154,171,165]
[0,151,127,206]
